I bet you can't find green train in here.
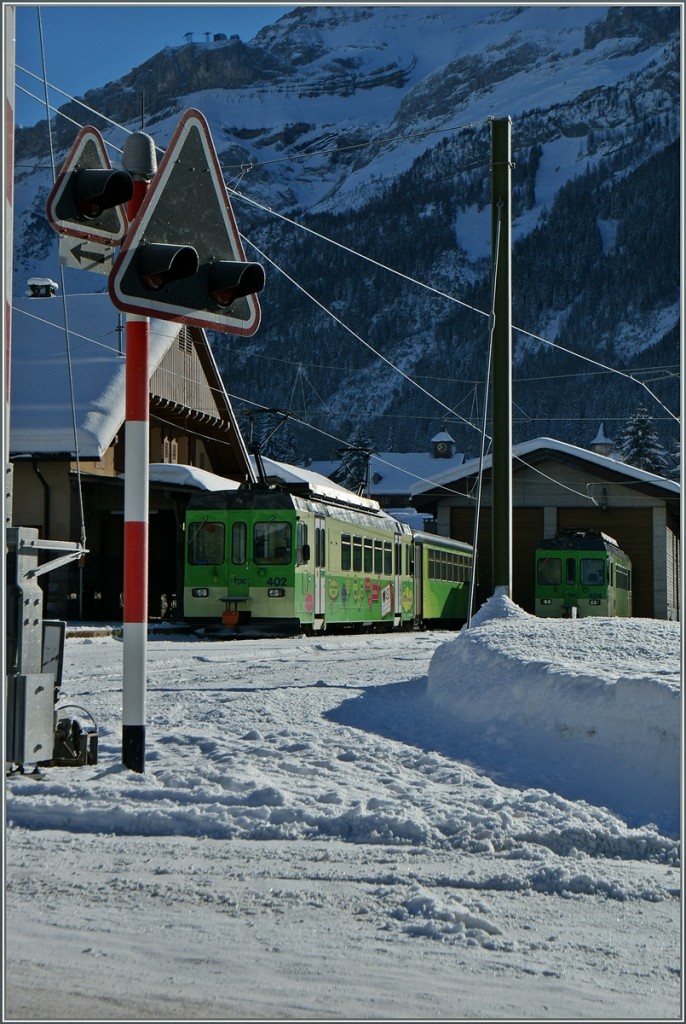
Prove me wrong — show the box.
[183,484,474,635]
[535,530,632,618]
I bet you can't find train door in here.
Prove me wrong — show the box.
[563,554,578,614]
[227,519,250,619]
[314,514,326,625]
[412,539,422,621]
[394,537,403,626]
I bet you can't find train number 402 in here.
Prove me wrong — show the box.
[267,577,287,587]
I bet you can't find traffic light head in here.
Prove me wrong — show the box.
[108,107,264,335]
[112,246,265,332]
[46,126,134,244]
[207,261,265,308]
[137,243,199,291]
[55,168,133,224]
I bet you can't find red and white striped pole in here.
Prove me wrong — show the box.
[121,135,157,772]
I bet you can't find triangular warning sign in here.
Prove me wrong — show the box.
[46,126,129,244]
[109,108,261,336]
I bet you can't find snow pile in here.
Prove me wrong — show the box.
[428,590,681,834]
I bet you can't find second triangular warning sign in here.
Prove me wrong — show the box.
[109,108,263,335]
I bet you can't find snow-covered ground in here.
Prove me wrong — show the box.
[4,594,681,1020]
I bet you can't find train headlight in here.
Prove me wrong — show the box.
[268,588,285,598]
[541,598,552,605]
[589,599,601,606]
[192,587,209,598]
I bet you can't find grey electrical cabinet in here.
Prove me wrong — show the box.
[6,673,55,764]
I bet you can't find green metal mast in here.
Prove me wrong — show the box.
[490,117,513,595]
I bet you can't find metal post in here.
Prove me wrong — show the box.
[121,135,156,772]
[4,4,15,527]
[490,117,513,597]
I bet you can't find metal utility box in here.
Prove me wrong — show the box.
[6,673,55,764]
[6,527,57,766]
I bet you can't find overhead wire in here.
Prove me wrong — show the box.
[16,301,676,429]
[244,234,485,438]
[232,184,679,424]
[35,9,88,581]
[231,187,489,321]
[514,326,680,424]
[16,62,680,502]
[231,116,491,172]
[17,64,678,427]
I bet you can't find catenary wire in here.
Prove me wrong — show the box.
[36,10,88,565]
[16,69,680,465]
[16,70,679,427]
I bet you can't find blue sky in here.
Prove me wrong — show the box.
[13,3,297,127]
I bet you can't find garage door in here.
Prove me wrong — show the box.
[557,508,653,617]
[450,507,544,613]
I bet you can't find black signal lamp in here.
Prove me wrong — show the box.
[136,243,200,292]
[208,261,266,308]
[57,168,133,223]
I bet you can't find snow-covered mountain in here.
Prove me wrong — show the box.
[12,4,681,462]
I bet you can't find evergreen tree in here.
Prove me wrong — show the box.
[266,422,298,465]
[666,437,680,482]
[615,404,668,474]
[337,428,373,494]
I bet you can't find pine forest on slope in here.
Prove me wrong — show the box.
[13,4,681,465]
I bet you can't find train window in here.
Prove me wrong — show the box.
[537,557,561,585]
[254,521,292,564]
[566,558,576,585]
[341,534,351,571]
[231,522,246,565]
[383,542,393,576]
[317,527,326,568]
[297,522,309,565]
[364,538,373,573]
[373,541,383,574]
[616,565,631,591]
[580,558,605,586]
[408,543,415,577]
[353,536,362,571]
[188,521,225,565]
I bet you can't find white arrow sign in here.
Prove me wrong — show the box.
[59,235,114,274]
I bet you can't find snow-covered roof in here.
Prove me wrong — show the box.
[310,451,467,499]
[258,456,382,512]
[27,278,59,289]
[410,437,680,497]
[148,463,241,492]
[431,430,454,443]
[370,451,465,496]
[10,292,181,458]
[148,457,391,514]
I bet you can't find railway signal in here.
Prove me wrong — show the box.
[46,126,132,244]
[109,108,264,334]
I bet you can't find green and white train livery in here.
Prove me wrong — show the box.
[535,529,632,618]
[184,485,474,634]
